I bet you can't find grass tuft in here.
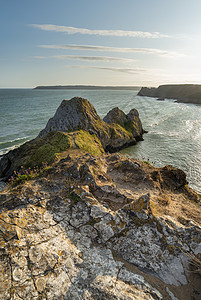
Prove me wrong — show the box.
[74,130,104,156]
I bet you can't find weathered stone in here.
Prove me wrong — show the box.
[160,165,188,189]
[0,166,200,298]
[38,97,144,152]
[122,193,151,219]
[0,97,144,180]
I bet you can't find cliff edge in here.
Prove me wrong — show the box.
[138,84,201,104]
[0,151,201,299]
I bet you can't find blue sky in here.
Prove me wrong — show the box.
[1,0,201,87]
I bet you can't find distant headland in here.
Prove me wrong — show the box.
[138,84,201,104]
[34,85,140,90]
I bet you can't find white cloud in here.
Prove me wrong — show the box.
[39,44,184,58]
[31,56,46,59]
[31,24,169,38]
[52,55,134,62]
[68,65,148,74]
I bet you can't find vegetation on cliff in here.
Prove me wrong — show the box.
[0,97,144,180]
[138,84,201,104]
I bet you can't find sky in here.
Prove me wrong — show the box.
[1,0,201,87]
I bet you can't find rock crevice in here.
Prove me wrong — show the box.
[0,152,201,299]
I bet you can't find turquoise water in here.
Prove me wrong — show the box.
[0,88,201,193]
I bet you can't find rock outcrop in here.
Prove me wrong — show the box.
[0,96,201,299]
[0,97,144,180]
[38,97,144,151]
[0,151,201,299]
[138,84,201,104]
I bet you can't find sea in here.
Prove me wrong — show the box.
[0,88,201,193]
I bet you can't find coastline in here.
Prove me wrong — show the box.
[33,85,141,90]
[138,84,201,105]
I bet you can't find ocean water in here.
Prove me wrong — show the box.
[0,88,201,193]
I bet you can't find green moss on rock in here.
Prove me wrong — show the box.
[74,130,104,156]
[48,131,72,151]
[68,191,82,204]
[124,120,139,134]
[26,144,58,167]
[110,123,133,139]
[0,97,144,180]
[24,131,72,167]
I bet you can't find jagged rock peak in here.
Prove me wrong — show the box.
[103,107,128,125]
[38,97,103,138]
[0,97,145,180]
[103,107,139,125]
[38,96,144,151]
[103,106,143,138]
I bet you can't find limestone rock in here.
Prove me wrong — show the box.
[38,97,144,151]
[0,97,144,180]
[0,97,201,299]
[0,151,201,299]
[38,97,109,143]
[103,106,143,138]
[103,106,144,152]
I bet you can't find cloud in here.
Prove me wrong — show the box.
[31,56,46,59]
[31,24,169,38]
[39,44,184,58]
[68,65,147,74]
[52,55,134,62]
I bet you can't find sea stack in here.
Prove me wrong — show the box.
[38,96,145,151]
[0,97,144,180]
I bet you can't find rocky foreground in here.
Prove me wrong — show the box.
[0,97,201,299]
[138,84,201,104]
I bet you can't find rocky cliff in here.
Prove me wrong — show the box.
[0,97,201,299]
[38,97,144,151]
[138,84,201,104]
[0,97,144,180]
[34,85,139,90]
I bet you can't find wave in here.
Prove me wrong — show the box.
[0,136,31,156]
[0,136,30,146]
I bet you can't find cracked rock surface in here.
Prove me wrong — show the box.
[0,151,201,299]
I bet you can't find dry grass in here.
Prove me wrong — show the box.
[183,250,201,276]
[189,253,201,276]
